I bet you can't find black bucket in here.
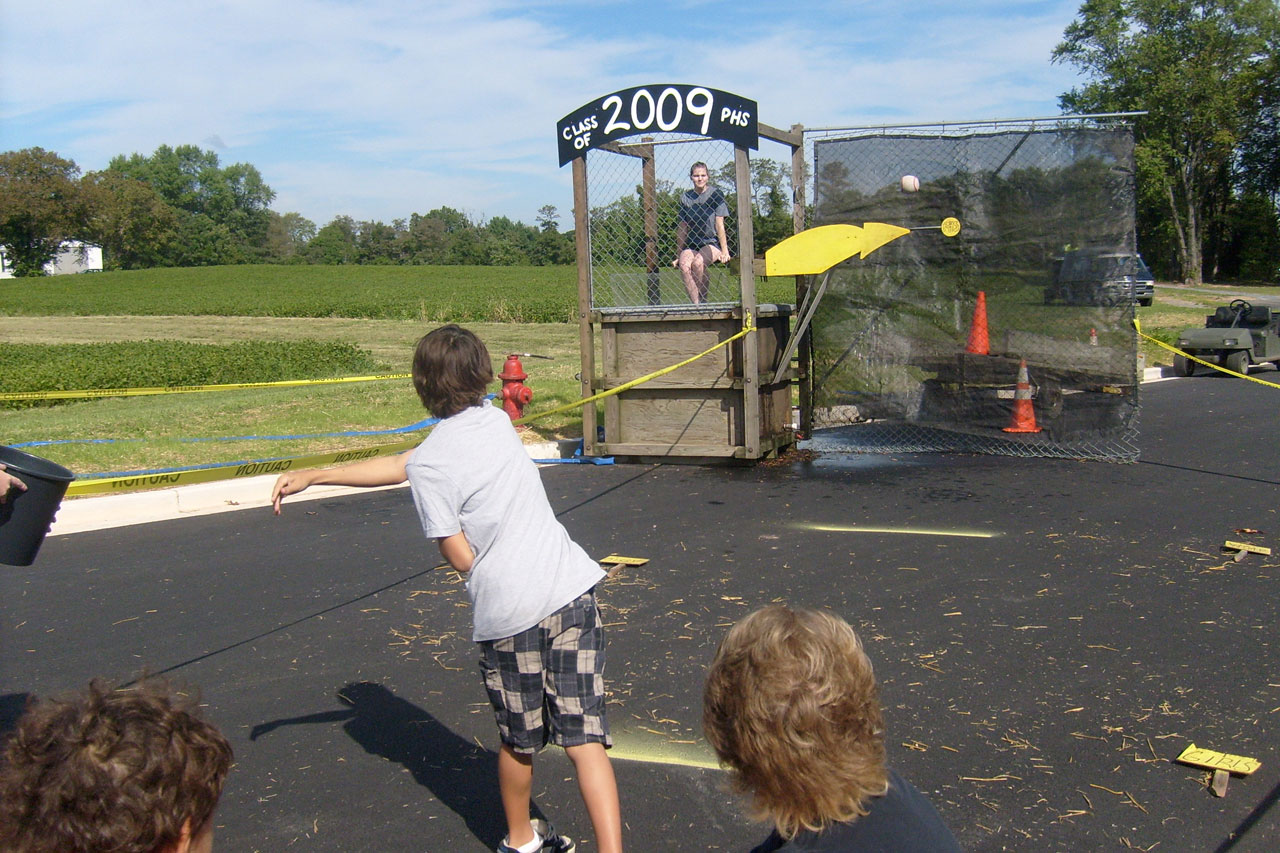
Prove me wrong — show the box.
[0,446,75,567]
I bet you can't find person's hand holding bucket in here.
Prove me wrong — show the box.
[0,464,27,503]
[0,448,74,566]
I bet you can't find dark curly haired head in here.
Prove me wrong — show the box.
[0,678,232,853]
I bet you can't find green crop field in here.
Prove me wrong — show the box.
[0,264,582,322]
[0,264,798,322]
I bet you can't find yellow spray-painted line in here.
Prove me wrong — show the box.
[801,523,1001,539]
[607,745,723,771]
[63,316,756,495]
[1134,318,1280,389]
[606,728,723,770]
[0,373,412,402]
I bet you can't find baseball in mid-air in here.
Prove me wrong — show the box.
[901,175,921,192]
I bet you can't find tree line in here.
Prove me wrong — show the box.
[0,144,574,275]
[1053,0,1280,283]
[0,143,796,277]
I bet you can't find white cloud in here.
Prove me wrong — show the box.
[1,0,1087,226]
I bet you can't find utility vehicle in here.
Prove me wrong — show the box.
[1173,299,1280,376]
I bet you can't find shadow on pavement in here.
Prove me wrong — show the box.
[1213,778,1280,853]
[0,692,33,738]
[250,681,540,849]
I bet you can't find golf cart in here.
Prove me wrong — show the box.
[1173,299,1280,376]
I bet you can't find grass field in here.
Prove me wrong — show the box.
[1,319,584,478]
[0,264,795,480]
[0,264,1272,485]
[0,264,799,322]
[0,265,583,322]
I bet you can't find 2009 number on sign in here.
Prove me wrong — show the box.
[556,84,758,165]
[602,87,715,137]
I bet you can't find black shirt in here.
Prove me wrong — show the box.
[748,768,961,852]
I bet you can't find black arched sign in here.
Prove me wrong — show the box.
[556,84,758,166]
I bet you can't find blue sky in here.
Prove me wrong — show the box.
[1,1,1089,230]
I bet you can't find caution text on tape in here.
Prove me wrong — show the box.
[66,438,420,497]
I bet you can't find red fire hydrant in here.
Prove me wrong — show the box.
[499,354,533,421]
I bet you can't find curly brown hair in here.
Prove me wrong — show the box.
[0,678,233,853]
[412,324,494,418]
[702,605,888,839]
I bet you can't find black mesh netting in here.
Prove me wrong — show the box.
[806,125,1140,461]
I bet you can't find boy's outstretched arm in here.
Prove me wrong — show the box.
[272,450,412,515]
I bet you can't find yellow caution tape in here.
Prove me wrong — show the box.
[1135,318,1280,388]
[0,373,411,402]
[65,315,757,495]
[65,438,421,497]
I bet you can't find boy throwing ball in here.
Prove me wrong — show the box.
[272,325,621,853]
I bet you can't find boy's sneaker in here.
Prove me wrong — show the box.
[531,819,575,853]
[495,819,575,853]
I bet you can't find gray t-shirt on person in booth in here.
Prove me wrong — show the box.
[406,401,604,642]
[679,186,729,248]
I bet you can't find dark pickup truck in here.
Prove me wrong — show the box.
[1046,250,1154,307]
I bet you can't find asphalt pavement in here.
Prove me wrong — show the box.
[3,374,1279,852]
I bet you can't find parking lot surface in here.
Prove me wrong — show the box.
[3,376,1278,851]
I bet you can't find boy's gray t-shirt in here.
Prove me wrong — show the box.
[406,402,604,642]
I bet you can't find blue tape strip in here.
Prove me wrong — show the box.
[532,456,615,465]
[530,438,614,465]
[13,394,504,449]
[12,416,439,449]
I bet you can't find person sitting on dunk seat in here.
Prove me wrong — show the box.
[673,161,731,305]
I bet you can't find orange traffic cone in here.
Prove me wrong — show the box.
[1089,328,1098,346]
[1003,359,1041,434]
[966,291,989,355]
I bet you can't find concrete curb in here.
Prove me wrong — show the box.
[47,440,571,537]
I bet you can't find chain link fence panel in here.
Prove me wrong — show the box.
[804,124,1140,461]
[586,136,742,310]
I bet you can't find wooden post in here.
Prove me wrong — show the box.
[735,146,759,457]
[639,140,660,305]
[790,123,812,436]
[572,156,597,455]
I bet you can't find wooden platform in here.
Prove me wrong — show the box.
[588,305,795,462]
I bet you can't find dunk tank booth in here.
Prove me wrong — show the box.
[558,85,804,461]
[799,119,1143,462]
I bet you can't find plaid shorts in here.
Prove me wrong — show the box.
[478,589,611,754]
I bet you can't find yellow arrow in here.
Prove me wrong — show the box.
[765,223,911,276]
